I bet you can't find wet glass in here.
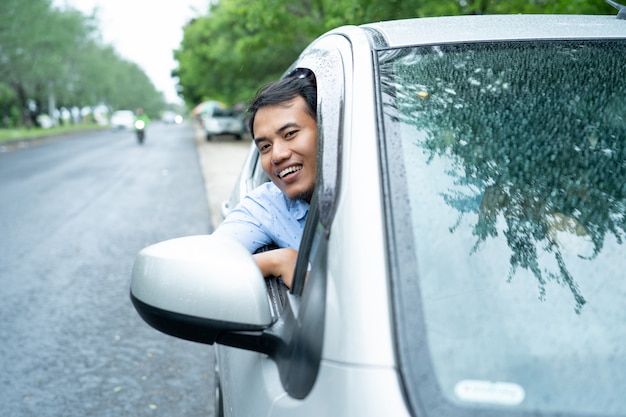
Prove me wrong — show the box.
[380,40,626,416]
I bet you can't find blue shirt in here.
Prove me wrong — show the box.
[213,182,309,253]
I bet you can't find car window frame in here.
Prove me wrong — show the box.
[261,34,348,399]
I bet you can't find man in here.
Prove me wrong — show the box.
[134,108,150,133]
[134,108,150,126]
[213,70,317,288]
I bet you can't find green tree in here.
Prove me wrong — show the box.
[0,0,165,127]
[1,0,59,125]
[173,0,615,109]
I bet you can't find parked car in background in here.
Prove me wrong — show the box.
[36,114,54,129]
[110,110,134,130]
[130,10,626,417]
[162,110,183,124]
[200,106,245,141]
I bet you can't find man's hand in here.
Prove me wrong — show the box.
[253,248,298,288]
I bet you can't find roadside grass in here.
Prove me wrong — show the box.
[0,123,108,143]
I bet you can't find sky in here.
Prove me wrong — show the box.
[55,0,210,104]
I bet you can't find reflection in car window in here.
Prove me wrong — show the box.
[380,41,626,416]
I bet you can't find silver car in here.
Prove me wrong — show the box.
[201,107,246,141]
[130,11,626,417]
[110,110,135,130]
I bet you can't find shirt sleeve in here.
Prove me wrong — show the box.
[213,182,309,254]
[213,194,274,253]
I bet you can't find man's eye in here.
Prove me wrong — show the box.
[258,143,271,153]
[285,130,297,139]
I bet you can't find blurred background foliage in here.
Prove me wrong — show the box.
[173,0,615,108]
[0,0,615,129]
[0,0,165,129]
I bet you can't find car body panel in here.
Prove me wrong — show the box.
[270,361,410,417]
[216,343,283,417]
[364,14,626,46]
[315,28,397,367]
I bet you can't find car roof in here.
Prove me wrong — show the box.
[360,14,626,48]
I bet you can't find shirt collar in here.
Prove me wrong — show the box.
[283,192,310,221]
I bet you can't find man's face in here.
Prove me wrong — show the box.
[253,96,317,202]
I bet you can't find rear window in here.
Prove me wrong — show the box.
[213,108,238,117]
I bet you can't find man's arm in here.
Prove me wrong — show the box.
[253,248,298,288]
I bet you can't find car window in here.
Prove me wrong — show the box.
[213,108,237,117]
[380,40,626,416]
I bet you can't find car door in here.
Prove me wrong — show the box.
[215,34,348,417]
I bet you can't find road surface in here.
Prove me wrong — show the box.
[0,122,249,417]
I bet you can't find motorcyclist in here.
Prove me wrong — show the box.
[134,108,150,143]
[134,108,150,130]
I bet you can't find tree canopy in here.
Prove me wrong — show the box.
[1,0,616,128]
[0,0,165,128]
[173,0,615,108]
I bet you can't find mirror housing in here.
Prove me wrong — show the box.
[130,234,272,345]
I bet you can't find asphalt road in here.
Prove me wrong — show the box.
[0,122,249,417]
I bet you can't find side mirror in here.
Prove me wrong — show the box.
[130,234,272,345]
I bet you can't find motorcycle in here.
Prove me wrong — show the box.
[134,119,146,144]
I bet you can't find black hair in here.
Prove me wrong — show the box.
[247,68,317,137]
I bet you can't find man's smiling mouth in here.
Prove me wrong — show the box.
[278,165,302,179]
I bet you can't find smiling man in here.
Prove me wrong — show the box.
[213,70,317,288]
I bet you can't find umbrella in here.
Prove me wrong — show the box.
[192,101,226,116]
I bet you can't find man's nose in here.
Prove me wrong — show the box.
[271,140,290,164]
